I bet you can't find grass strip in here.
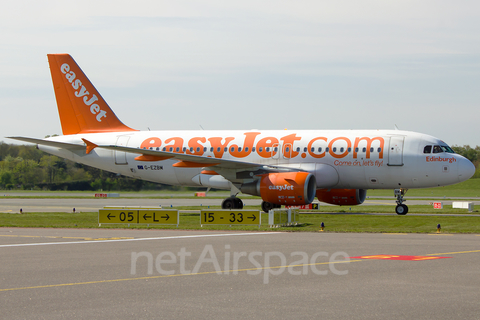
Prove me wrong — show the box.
[1,210,479,233]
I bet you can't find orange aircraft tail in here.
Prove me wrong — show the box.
[47,54,137,135]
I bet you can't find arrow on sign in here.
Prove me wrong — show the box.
[161,214,170,220]
[248,215,256,222]
[107,213,115,220]
[143,213,151,220]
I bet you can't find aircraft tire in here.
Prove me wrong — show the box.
[222,197,235,209]
[234,197,244,209]
[395,204,408,215]
[261,201,275,213]
[222,197,243,209]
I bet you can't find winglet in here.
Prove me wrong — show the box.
[82,138,98,154]
[47,54,137,135]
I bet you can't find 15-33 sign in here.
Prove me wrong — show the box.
[200,210,261,226]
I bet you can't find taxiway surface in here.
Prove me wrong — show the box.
[1,228,479,319]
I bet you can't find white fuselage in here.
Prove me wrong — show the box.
[38,129,474,192]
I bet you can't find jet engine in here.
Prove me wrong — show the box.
[316,189,367,205]
[241,172,316,205]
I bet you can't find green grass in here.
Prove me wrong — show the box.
[1,210,480,233]
[1,179,478,233]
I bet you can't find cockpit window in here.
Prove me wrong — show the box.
[432,145,443,153]
[425,144,455,154]
[441,145,455,153]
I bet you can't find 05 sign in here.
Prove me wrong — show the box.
[200,210,261,226]
[98,209,179,226]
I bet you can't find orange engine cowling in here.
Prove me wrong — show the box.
[241,172,316,205]
[316,189,367,205]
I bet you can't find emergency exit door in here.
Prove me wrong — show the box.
[388,136,404,166]
[115,135,130,165]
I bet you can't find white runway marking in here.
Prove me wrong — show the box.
[0,232,280,248]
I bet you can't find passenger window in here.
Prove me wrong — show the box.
[340,147,344,152]
[433,145,442,153]
[245,147,249,152]
[304,147,307,152]
[348,148,352,152]
[333,147,337,152]
[370,147,374,152]
[326,147,329,152]
[318,147,322,153]
[296,147,300,152]
[311,147,315,152]
[259,147,263,152]
[252,147,256,152]
[266,147,270,152]
[355,148,359,152]
[377,147,381,152]
[362,147,366,152]
[423,145,432,153]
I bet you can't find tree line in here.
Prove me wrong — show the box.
[0,142,478,191]
[0,143,169,191]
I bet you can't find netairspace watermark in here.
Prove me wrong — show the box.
[131,245,350,284]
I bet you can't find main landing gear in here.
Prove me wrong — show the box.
[394,189,408,215]
[221,196,244,209]
[261,201,281,213]
[221,197,282,212]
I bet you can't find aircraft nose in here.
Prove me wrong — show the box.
[458,157,476,182]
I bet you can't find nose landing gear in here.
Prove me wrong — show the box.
[394,189,408,215]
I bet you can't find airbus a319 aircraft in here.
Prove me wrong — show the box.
[9,54,476,214]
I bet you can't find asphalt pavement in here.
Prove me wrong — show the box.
[1,228,479,319]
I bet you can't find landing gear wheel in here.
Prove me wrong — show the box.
[261,201,276,213]
[394,189,408,215]
[234,197,244,209]
[222,197,235,209]
[222,197,243,209]
[395,204,408,215]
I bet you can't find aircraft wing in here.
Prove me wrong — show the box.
[96,144,292,173]
[7,136,297,174]
[7,136,85,151]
